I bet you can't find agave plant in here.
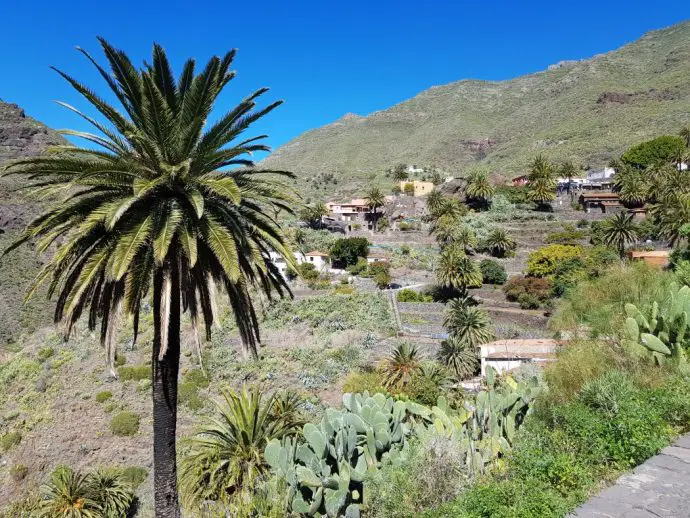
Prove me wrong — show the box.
[437,335,480,379]
[38,467,102,518]
[179,386,302,510]
[382,342,421,390]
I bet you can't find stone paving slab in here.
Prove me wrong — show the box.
[574,433,690,518]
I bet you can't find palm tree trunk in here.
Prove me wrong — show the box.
[152,262,181,518]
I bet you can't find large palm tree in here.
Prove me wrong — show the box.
[600,212,639,259]
[526,155,556,209]
[2,41,296,517]
[614,168,648,208]
[365,186,386,231]
[179,387,303,511]
[436,247,482,290]
[382,342,420,390]
[464,171,494,210]
[443,303,494,347]
[437,335,479,379]
[426,189,445,214]
[484,228,516,258]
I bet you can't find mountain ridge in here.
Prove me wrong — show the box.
[262,20,690,198]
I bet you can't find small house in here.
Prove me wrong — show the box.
[629,250,669,268]
[304,250,330,271]
[366,250,389,264]
[399,180,434,197]
[578,192,622,213]
[477,339,562,376]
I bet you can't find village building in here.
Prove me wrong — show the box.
[366,249,389,264]
[629,250,670,268]
[578,192,622,213]
[400,180,434,197]
[304,250,330,271]
[325,199,379,231]
[477,339,562,376]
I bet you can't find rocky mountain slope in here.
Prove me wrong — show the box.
[0,102,65,343]
[262,21,690,197]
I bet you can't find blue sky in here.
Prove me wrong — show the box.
[1,1,688,154]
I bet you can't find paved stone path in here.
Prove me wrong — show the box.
[574,433,690,517]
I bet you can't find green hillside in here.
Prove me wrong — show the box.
[262,21,690,198]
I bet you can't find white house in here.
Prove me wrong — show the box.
[366,250,389,264]
[477,339,562,376]
[304,250,330,271]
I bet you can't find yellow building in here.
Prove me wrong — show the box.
[400,180,434,197]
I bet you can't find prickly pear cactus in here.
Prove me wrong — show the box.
[623,282,689,365]
[264,392,413,517]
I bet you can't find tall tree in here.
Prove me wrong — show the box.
[464,170,494,210]
[436,247,482,291]
[392,163,408,181]
[600,212,639,259]
[484,228,516,258]
[2,41,296,517]
[526,155,556,210]
[299,202,328,229]
[365,186,385,231]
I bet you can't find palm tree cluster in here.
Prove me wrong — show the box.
[3,40,297,517]
[38,466,134,517]
[299,201,329,229]
[611,129,690,245]
[436,245,483,291]
[437,296,492,379]
[382,342,420,390]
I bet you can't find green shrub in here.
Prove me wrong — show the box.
[184,368,210,388]
[120,466,148,489]
[136,378,152,393]
[366,430,467,516]
[95,391,113,403]
[10,464,28,482]
[400,244,411,255]
[576,219,589,229]
[545,229,586,245]
[37,347,55,362]
[527,245,584,277]
[503,275,552,303]
[1,431,22,451]
[179,381,206,411]
[479,259,507,285]
[517,292,541,309]
[296,262,320,281]
[103,402,118,413]
[374,270,392,289]
[110,411,140,436]
[117,364,151,381]
[114,353,127,367]
[396,289,432,302]
[330,237,370,267]
[345,257,369,275]
[342,370,388,395]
